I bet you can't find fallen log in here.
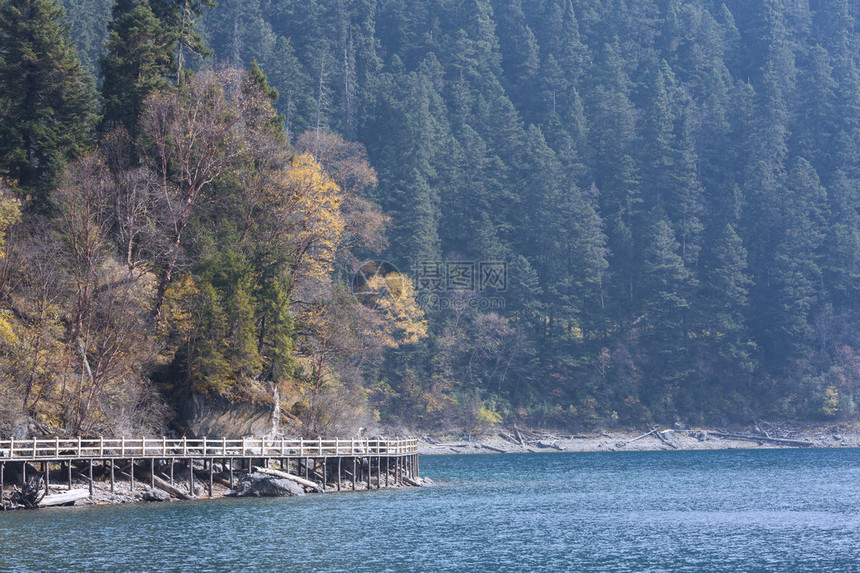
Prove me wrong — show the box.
[655,430,678,449]
[480,443,506,453]
[512,426,526,447]
[617,427,660,448]
[403,476,423,487]
[123,468,194,500]
[252,466,323,492]
[39,489,89,507]
[707,431,813,447]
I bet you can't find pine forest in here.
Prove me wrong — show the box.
[1,0,860,437]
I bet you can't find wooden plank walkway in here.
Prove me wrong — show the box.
[0,437,417,461]
[0,437,420,503]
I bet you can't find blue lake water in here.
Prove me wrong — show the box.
[2,448,860,572]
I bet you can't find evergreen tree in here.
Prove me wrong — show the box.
[699,224,755,393]
[148,0,215,81]
[100,0,173,133]
[57,0,114,75]
[639,215,695,410]
[0,0,97,203]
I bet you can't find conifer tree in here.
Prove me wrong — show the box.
[0,0,97,203]
[100,0,173,133]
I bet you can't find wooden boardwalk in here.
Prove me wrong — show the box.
[0,437,420,501]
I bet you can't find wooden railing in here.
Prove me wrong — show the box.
[0,437,418,461]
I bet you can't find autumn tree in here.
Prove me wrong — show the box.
[139,67,272,321]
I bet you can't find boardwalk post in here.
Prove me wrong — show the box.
[229,459,234,489]
[352,457,356,490]
[44,461,49,492]
[110,460,115,492]
[130,458,135,492]
[169,458,174,486]
[22,460,25,486]
[322,459,327,493]
[151,458,155,489]
[67,461,72,490]
[88,460,93,498]
[337,457,341,492]
[208,459,213,497]
[1,461,4,501]
[189,458,194,496]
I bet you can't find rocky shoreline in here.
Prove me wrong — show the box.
[417,423,860,455]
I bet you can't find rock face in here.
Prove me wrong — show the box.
[232,472,305,497]
[180,393,277,439]
[140,489,172,502]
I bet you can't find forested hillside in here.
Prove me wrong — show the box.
[2,0,860,435]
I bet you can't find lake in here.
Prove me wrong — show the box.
[2,448,859,572]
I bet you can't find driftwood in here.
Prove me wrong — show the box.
[536,440,565,451]
[39,489,89,507]
[512,426,526,447]
[252,466,323,492]
[480,443,506,453]
[10,476,45,508]
[616,427,660,448]
[707,431,813,447]
[123,468,194,500]
[402,476,423,487]
[498,433,518,444]
[654,429,678,449]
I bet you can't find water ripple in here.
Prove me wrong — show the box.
[1,448,859,572]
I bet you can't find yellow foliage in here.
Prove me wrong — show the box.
[0,312,17,344]
[270,153,344,281]
[823,385,839,417]
[0,186,21,345]
[366,272,428,347]
[475,403,502,426]
[0,187,20,259]
[159,274,199,343]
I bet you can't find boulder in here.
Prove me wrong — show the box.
[232,472,305,497]
[141,488,172,502]
[179,392,277,440]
